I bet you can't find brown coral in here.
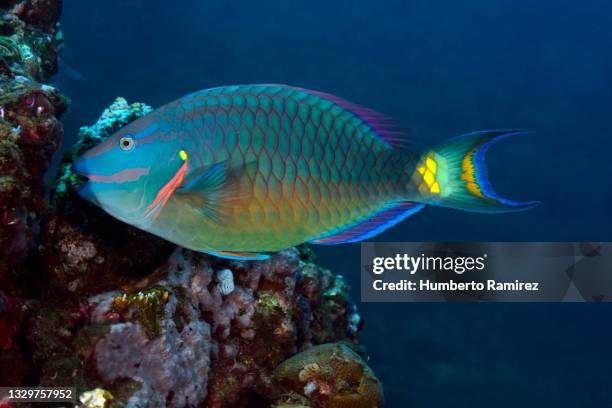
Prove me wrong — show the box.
[273,343,384,408]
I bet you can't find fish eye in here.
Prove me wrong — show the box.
[119,136,135,151]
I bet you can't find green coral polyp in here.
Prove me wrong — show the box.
[256,291,285,320]
[324,275,349,299]
[0,36,22,62]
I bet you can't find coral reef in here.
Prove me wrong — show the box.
[0,3,384,406]
[18,244,369,406]
[0,0,66,391]
[0,0,66,280]
[66,247,363,406]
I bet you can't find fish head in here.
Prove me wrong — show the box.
[72,115,187,226]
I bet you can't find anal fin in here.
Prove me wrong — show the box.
[207,250,270,261]
[311,201,424,245]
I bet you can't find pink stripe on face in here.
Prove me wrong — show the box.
[144,159,188,221]
[86,167,150,183]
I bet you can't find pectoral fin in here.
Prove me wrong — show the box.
[175,159,256,223]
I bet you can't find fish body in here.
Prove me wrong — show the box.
[74,85,537,260]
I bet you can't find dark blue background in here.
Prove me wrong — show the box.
[58,1,612,406]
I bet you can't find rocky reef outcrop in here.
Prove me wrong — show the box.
[25,239,368,406]
[0,0,66,393]
[0,0,66,285]
[0,2,384,407]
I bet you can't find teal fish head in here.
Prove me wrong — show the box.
[73,116,187,226]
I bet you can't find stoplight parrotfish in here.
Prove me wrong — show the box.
[73,85,538,260]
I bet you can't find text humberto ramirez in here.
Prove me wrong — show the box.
[370,254,540,292]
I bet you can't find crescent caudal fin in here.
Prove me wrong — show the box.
[414,130,540,213]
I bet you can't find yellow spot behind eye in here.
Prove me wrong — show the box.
[430,182,441,194]
[179,150,188,161]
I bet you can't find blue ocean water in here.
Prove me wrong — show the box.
[58,1,612,406]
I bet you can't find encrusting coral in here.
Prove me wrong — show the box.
[273,342,384,408]
[0,2,384,407]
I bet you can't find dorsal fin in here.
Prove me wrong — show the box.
[311,202,424,245]
[260,84,411,149]
[294,87,410,150]
[189,84,412,149]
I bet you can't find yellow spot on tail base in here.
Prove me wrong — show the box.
[423,170,435,186]
[426,156,437,173]
[179,150,188,161]
[415,154,442,195]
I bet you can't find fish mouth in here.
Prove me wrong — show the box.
[72,154,87,175]
[71,157,100,206]
[71,158,90,190]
